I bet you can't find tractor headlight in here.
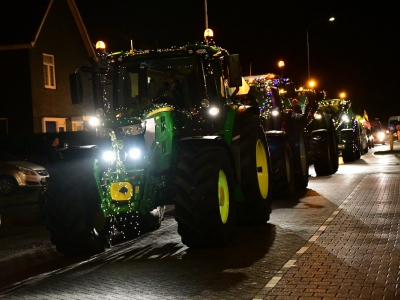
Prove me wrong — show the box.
[102,150,116,162]
[201,99,210,107]
[128,148,141,159]
[314,112,322,120]
[121,122,146,136]
[341,114,349,123]
[209,107,220,116]
[271,109,280,117]
[96,108,104,117]
[89,117,100,126]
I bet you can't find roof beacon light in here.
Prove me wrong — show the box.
[204,29,214,45]
[204,29,214,40]
[96,41,106,51]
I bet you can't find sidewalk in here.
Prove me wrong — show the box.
[254,173,400,300]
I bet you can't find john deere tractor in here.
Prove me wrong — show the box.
[296,88,339,176]
[316,98,368,162]
[243,74,309,199]
[44,30,273,255]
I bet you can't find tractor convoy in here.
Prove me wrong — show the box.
[42,29,367,255]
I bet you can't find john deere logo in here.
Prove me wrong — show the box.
[119,186,128,194]
[110,182,133,201]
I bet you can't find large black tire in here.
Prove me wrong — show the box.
[286,113,309,190]
[236,121,272,225]
[293,131,309,189]
[267,135,294,198]
[45,158,109,255]
[173,144,237,248]
[312,115,338,176]
[342,142,357,162]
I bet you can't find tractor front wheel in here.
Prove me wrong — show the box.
[173,144,236,248]
[45,159,109,256]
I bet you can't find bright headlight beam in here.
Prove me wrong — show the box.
[209,107,219,115]
[103,150,115,162]
[89,117,100,127]
[341,115,349,123]
[129,148,141,159]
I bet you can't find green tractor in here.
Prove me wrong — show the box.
[44,30,273,255]
[296,88,339,176]
[243,74,309,199]
[316,98,368,162]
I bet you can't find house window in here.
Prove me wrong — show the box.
[43,54,56,89]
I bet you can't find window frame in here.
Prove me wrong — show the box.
[43,53,56,89]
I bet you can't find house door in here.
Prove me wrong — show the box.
[46,121,57,133]
[42,117,67,133]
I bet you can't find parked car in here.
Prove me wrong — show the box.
[0,151,49,196]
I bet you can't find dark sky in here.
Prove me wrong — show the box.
[76,0,400,126]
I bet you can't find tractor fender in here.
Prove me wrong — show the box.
[178,136,239,183]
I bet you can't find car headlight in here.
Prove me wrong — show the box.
[121,122,146,136]
[97,127,113,138]
[18,167,37,176]
[271,109,280,117]
[378,132,385,139]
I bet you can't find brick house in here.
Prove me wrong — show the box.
[0,0,97,138]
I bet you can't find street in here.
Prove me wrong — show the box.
[0,143,399,299]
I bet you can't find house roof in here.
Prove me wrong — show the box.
[0,0,96,58]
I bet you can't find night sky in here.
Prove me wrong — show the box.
[76,0,400,126]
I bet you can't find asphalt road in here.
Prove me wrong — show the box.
[0,143,399,299]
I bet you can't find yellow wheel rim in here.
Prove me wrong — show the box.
[218,170,229,224]
[256,139,269,199]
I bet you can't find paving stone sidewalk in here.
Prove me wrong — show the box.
[255,173,400,300]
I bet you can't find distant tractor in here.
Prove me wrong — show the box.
[316,98,368,162]
[296,88,339,176]
[243,74,308,198]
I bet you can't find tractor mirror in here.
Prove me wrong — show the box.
[69,73,83,104]
[227,54,242,87]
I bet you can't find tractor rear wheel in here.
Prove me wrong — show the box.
[173,144,236,248]
[342,142,357,162]
[312,115,338,176]
[268,135,294,198]
[45,159,109,256]
[293,131,309,189]
[236,121,271,225]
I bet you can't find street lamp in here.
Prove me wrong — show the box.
[340,92,346,99]
[307,17,335,81]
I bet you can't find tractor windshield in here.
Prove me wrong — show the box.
[110,56,206,112]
